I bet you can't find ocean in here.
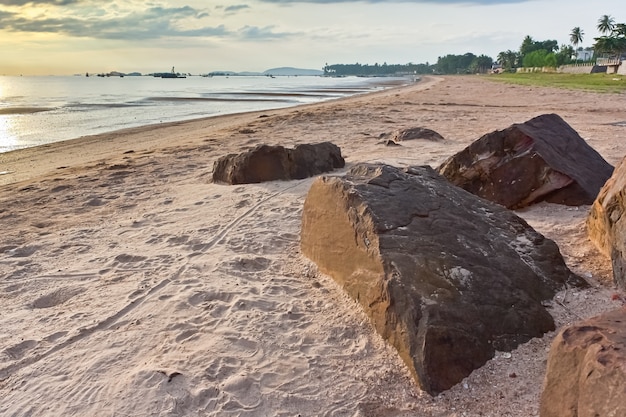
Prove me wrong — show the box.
[0,75,410,154]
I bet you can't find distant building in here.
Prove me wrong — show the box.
[576,49,594,62]
[491,63,503,74]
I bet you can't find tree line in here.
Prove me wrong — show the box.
[323,14,625,76]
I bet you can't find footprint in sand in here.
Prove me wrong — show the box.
[5,245,39,257]
[3,339,38,360]
[31,287,85,309]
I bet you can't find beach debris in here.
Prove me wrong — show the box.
[541,308,626,417]
[588,155,626,291]
[212,142,345,185]
[300,163,586,395]
[438,113,613,209]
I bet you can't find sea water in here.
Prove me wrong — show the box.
[0,75,409,153]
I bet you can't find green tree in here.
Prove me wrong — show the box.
[597,15,615,35]
[593,17,626,59]
[469,55,494,73]
[544,53,558,68]
[435,53,477,74]
[497,50,519,70]
[522,50,558,68]
[594,36,626,57]
[519,36,558,63]
[557,45,575,65]
[519,35,536,57]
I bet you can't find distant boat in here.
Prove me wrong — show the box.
[157,67,186,79]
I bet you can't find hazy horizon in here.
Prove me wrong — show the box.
[0,0,623,76]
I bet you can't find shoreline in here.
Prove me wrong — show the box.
[0,77,434,188]
[0,75,623,416]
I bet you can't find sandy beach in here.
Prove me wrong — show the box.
[1,75,625,416]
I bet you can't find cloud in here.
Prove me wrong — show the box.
[224,4,250,13]
[0,4,230,40]
[255,0,528,3]
[237,25,296,40]
[0,0,82,5]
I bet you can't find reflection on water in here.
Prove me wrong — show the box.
[0,116,20,153]
[0,75,410,153]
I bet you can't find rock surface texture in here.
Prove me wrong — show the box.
[438,113,613,209]
[588,156,626,290]
[300,163,586,394]
[540,308,626,417]
[212,142,345,184]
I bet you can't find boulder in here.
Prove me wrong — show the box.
[301,163,586,394]
[438,113,613,209]
[540,308,626,417]
[212,142,345,184]
[382,127,444,146]
[587,156,626,290]
[393,127,444,142]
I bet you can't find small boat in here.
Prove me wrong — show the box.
[158,67,186,78]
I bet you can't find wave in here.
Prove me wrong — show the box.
[0,107,54,115]
[144,96,297,103]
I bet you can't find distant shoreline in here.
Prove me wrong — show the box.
[0,76,427,186]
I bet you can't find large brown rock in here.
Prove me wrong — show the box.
[588,156,626,290]
[301,163,586,394]
[212,142,345,184]
[438,113,613,209]
[540,308,626,417]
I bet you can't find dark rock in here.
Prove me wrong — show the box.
[212,142,345,184]
[587,156,626,290]
[438,114,613,209]
[540,308,626,417]
[380,127,444,146]
[393,127,444,142]
[300,163,585,394]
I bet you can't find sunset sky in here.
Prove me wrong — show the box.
[0,0,622,75]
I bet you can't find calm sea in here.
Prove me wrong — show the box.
[0,75,410,154]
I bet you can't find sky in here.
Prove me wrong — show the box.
[0,0,623,75]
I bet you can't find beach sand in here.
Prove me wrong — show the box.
[1,75,625,416]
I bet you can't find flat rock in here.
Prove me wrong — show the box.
[588,156,626,290]
[301,163,586,394]
[381,127,444,146]
[438,113,613,209]
[212,142,345,184]
[540,308,626,417]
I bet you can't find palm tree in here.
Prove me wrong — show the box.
[570,27,584,47]
[615,23,626,37]
[570,27,584,62]
[594,36,620,56]
[497,50,519,70]
[597,15,615,35]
